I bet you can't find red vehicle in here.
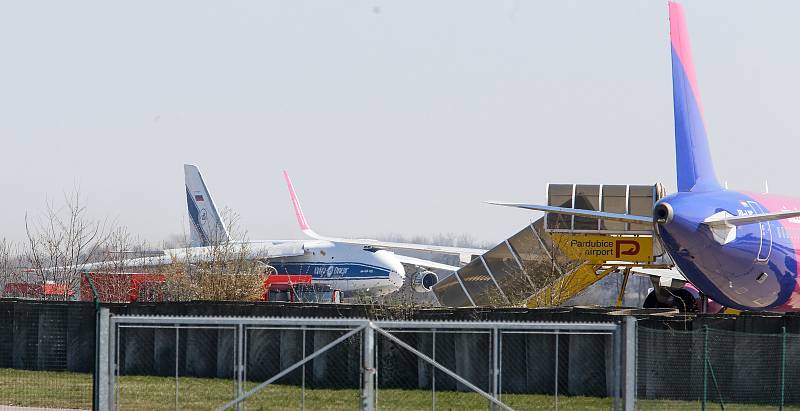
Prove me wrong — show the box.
[80,272,166,303]
[2,281,76,300]
[262,275,342,303]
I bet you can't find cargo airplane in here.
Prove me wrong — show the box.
[491,1,800,312]
[84,165,486,297]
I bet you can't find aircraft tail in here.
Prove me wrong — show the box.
[283,171,324,239]
[184,164,230,246]
[669,1,720,192]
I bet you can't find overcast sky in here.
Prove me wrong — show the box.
[2,1,799,245]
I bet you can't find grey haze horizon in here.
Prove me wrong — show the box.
[2,1,797,245]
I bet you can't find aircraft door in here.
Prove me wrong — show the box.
[746,201,772,262]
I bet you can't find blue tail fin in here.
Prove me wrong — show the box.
[669,2,720,192]
[184,164,230,246]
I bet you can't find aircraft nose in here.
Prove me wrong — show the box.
[377,250,405,290]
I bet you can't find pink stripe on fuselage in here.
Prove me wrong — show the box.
[669,1,704,119]
[746,192,800,310]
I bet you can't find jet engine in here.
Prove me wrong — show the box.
[643,286,698,312]
[411,270,439,293]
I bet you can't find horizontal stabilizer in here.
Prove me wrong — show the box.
[487,202,653,225]
[704,209,800,227]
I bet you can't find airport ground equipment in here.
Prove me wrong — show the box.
[533,184,685,309]
[433,183,684,309]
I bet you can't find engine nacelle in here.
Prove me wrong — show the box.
[643,286,699,312]
[411,270,439,293]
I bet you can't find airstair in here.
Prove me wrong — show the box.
[433,184,681,308]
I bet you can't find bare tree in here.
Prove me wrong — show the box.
[0,238,20,295]
[24,188,111,300]
[524,217,589,307]
[80,225,157,302]
[97,225,152,272]
[160,207,268,301]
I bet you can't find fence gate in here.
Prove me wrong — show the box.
[96,310,633,410]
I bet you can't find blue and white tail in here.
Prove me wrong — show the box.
[184,164,230,246]
[669,1,721,192]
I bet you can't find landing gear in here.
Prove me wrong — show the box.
[700,292,709,313]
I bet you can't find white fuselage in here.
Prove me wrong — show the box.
[91,241,407,297]
[267,242,406,296]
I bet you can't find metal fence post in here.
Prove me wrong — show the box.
[302,327,306,411]
[554,331,559,411]
[432,329,436,410]
[362,324,376,411]
[781,326,786,411]
[109,316,118,410]
[176,326,180,411]
[492,327,499,411]
[622,316,636,411]
[613,321,621,411]
[96,308,110,411]
[702,325,708,411]
[88,274,102,411]
[236,324,245,411]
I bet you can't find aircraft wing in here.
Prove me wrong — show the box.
[315,237,485,259]
[54,240,314,272]
[487,202,653,224]
[393,254,459,272]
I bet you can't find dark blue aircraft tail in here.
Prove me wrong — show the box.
[669,2,721,192]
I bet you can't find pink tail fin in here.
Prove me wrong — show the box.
[283,171,310,231]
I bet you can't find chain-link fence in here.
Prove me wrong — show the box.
[637,326,800,410]
[0,302,95,409]
[96,314,628,410]
[16,307,800,410]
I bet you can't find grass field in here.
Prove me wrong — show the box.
[1,368,797,410]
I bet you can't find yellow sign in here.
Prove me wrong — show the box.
[550,234,653,263]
